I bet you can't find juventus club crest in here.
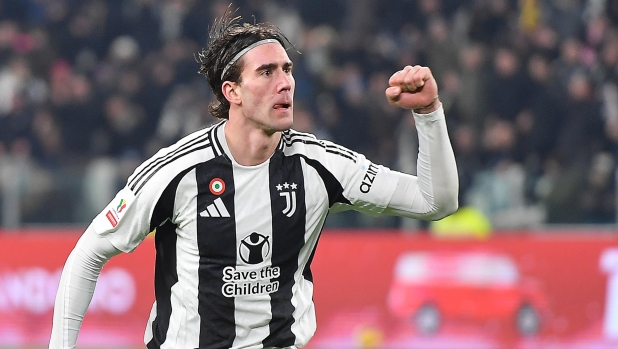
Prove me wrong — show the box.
[276,182,297,217]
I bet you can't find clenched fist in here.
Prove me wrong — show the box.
[385,65,441,114]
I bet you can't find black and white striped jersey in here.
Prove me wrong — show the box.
[90,119,399,349]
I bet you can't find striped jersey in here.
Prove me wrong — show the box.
[90,121,400,349]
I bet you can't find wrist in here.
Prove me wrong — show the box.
[413,96,440,114]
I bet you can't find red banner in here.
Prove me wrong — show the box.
[1,229,618,348]
[309,231,618,349]
[0,230,155,346]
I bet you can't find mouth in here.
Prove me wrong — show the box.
[273,103,291,110]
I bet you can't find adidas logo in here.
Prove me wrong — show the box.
[200,198,230,218]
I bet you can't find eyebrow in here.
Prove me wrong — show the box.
[255,61,293,72]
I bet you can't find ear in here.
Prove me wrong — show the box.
[222,81,241,106]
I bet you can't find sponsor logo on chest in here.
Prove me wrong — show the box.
[221,231,280,297]
[221,265,280,297]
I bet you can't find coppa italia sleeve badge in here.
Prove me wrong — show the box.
[106,198,128,228]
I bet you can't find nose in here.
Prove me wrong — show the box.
[277,70,293,92]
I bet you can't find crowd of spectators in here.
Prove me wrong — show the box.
[0,0,617,229]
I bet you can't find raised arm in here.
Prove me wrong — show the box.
[383,65,459,220]
[383,106,459,220]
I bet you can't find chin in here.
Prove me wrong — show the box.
[277,118,294,132]
[273,111,294,130]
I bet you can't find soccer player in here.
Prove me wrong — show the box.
[49,13,458,349]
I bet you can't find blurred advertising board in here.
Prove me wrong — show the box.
[0,229,154,346]
[309,231,618,349]
[0,229,617,348]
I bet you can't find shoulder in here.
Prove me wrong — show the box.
[281,129,319,148]
[126,122,223,194]
[281,129,358,163]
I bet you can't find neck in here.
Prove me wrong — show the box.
[224,118,281,166]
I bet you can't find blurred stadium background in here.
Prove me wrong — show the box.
[1,0,618,348]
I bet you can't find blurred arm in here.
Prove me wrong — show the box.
[49,227,121,349]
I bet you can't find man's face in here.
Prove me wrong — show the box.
[235,42,295,133]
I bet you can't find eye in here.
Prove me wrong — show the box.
[262,70,272,77]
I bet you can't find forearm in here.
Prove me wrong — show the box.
[384,105,459,220]
[49,227,121,349]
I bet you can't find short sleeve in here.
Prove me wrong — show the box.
[90,185,159,252]
[280,130,401,216]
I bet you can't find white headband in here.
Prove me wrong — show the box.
[220,39,280,80]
